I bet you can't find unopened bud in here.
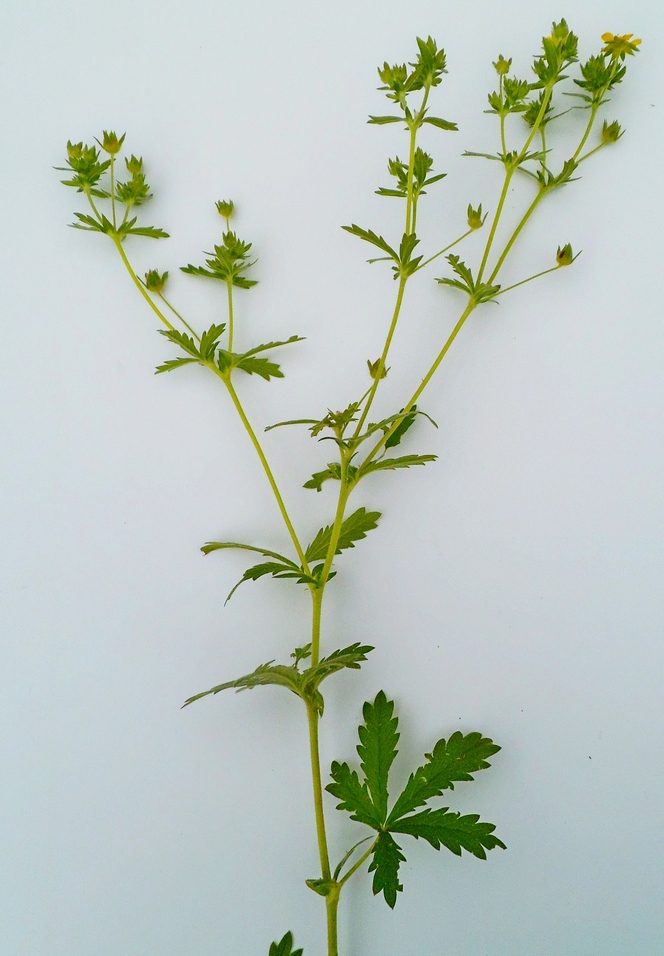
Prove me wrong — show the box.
[144,269,169,293]
[125,154,143,175]
[99,130,126,155]
[367,358,389,380]
[467,203,485,230]
[556,243,574,267]
[216,199,235,220]
[493,54,511,75]
[601,119,623,143]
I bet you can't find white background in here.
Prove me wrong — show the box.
[1,2,663,954]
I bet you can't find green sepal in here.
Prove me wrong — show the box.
[268,931,303,956]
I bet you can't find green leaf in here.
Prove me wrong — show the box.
[155,357,199,374]
[240,335,305,357]
[360,453,437,478]
[390,807,506,859]
[367,115,404,124]
[341,224,398,261]
[304,643,374,690]
[326,761,384,829]
[303,466,339,492]
[357,691,399,822]
[159,327,201,359]
[269,931,303,956]
[199,323,227,360]
[123,223,170,239]
[305,507,381,563]
[421,116,458,130]
[70,211,109,233]
[200,540,299,564]
[234,355,284,380]
[225,561,310,603]
[182,660,304,707]
[387,731,502,822]
[368,832,405,908]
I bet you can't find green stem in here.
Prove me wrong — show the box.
[338,840,376,888]
[354,275,408,437]
[157,292,201,340]
[109,155,117,229]
[478,84,553,284]
[499,76,507,155]
[112,237,177,331]
[226,279,235,352]
[487,188,546,286]
[495,263,559,296]
[222,375,309,571]
[325,886,340,956]
[306,702,332,881]
[358,300,476,471]
[415,227,474,272]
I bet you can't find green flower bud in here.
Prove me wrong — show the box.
[556,243,574,267]
[98,130,126,155]
[125,154,143,175]
[601,119,623,143]
[493,54,511,75]
[216,199,235,220]
[467,203,485,230]
[145,269,169,293]
[367,358,389,380]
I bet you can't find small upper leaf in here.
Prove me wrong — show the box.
[305,507,381,563]
[269,931,303,956]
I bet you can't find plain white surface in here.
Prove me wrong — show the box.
[1,2,663,954]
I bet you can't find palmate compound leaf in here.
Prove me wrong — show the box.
[305,507,381,564]
[183,642,373,713]
[327,692,505,907]
[268,931,303,956]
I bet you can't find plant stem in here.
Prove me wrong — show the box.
[222,375,309,570]
[226,279,235,352]
[306,701,332,881]
[354,275,407,437]
[338,840,376,888]
[358,300,476,470]
[487,188,546,286]
[111,237,177,331]
[110,154,117,229]
[157,292,201,340]
[415,227,474,272]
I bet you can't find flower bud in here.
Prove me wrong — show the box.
[493,54,511,75]
[125,154,143,175]
[556,243,574,267]
[601,119,623,143]
[216,199,235,220]
[99,130,126,155]
[367,358,389,380]
[144,269,169,293]
[467,203,485,230]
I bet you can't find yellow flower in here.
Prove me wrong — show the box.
[601,33,642,59]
